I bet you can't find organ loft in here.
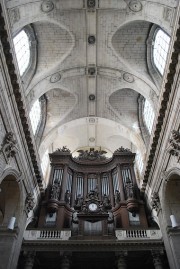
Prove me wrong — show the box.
[18,147,168,268]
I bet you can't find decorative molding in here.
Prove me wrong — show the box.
[75,148,107,161]
[54,146,71,153]
[87,0,96,9]
[89,94,95,101]
[25,193,35,213]
[50,73,61,83]
[123,72,134,83]
[9,8,20,26]
[167,129,180,162]
[88,35,96,44]
[41,0,54,12]
[128,1,142,12]
[0,132,18,164]
[142,18,180,192]
[114,147,132,153]
[151,192,161,211]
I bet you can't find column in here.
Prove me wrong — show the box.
[152,251,163,269]
[117,164,125,201]
[116,252,127,269]
[24,251,35,269]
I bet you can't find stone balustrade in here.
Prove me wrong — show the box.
[115,229,162,240]
[24,230,71,240]
[24,229,162,241]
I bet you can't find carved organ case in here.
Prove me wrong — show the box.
[38,147,148,237]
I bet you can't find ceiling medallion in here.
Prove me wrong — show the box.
[123,72,134,83]
[129,1,142,12]
[88,35,96,44]
[88,67,96,76]
[89,118,95,123]
[50,73,61,83]
[89,94,95,101]
[87,0,96,8]
[41,0,54,12]
[89,137,95,142]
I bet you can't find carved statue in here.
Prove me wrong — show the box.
[55,146,71,153]
[125,180,135,199]
[65,190,71,204]
[114,190,121,204]
[76,148,107,161]
[114,147,131,153]
[50,183,60,200]
[102,193,112,210]
[0,132,18,163]
[74,194,83,210]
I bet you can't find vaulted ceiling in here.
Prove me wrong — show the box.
[8,0,176,169]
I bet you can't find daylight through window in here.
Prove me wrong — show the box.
[29,99,41,134]
[13,30,30,76]
[153,29,170,75]
[143,99,155,133]
[41,150,49,176]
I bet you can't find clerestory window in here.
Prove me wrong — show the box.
[143,99,155,134]
[153,29,170,75]
[29,99,41,134]
[13,30,30,76]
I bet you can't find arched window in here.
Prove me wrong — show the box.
[153,29,170,75]
[13,30,30,76]
[143,99,155,133]
[29,99,41,134]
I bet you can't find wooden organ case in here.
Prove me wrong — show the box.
[38,147,148,238]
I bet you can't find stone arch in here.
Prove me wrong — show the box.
[0,174,21,227]
[0,168,25,228]
[161,168,180,228]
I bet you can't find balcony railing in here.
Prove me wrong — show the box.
[115,229,162,240]
[24,229,162,241]
[24,230,71,240]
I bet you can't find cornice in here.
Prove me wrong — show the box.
[0,4,43,191]
[22,239,164,252]
[141,14,180,192]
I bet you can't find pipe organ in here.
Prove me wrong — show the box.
[38,147,148,236]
